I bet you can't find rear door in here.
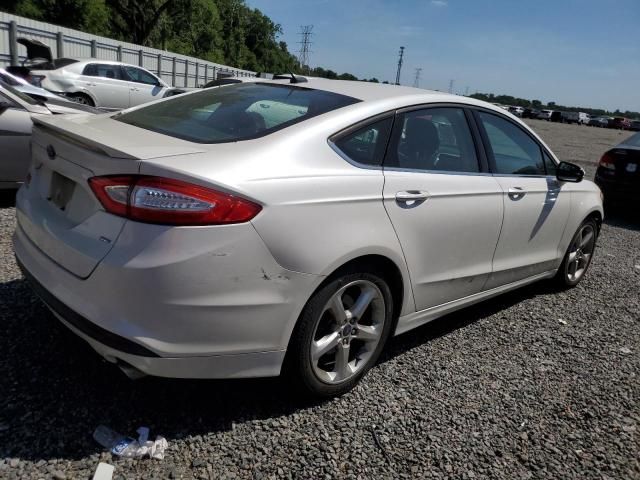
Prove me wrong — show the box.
[474,110,570,288]
[0,91,32,183]
[79,63,130,109]
[382,106,504,311]
[122,66,164,107]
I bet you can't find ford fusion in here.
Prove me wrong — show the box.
[14,79,603,397]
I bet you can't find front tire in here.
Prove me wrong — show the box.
[286,271,394,398]
[553,218,598,288]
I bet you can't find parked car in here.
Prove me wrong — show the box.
[508,106,524,117]
[522,108,541,119]
[608,117,631,130]
[550,111,564,122]
[537,109,553,120]
[28,59,174,109]
[14,80,602,397]
[588,116,611,127]
[630,120,640,131]
[563,112,590,124]
[594,131,640,205]
[0,80,99,189]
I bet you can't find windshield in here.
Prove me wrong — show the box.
[115,82,360,143]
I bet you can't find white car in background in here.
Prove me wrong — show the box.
[508,106,524,117]
[538,109,553,120]
[14,80,603,397]
[30,59,172,109]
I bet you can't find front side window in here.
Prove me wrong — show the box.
[543,151,557,175]
[83,64,123,80]
[116,82,360,143]
[332,117,393,166]
[478,112,545,175]
[386,107,480,173]
[123,66,159,85]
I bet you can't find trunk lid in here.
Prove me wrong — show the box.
[17,115,206,278]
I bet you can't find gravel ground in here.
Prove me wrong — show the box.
[0,121,639,479]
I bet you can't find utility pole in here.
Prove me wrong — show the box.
[395,46,405,85]
[297,25,313,74]
[448,79,455,94]
[412,67,422,88]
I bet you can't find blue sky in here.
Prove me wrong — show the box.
[246,0,640,112]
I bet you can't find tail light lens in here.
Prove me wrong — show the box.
[598,152,616,171]
[88,175,261,226]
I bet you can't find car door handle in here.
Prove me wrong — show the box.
[395,191,430,202]
[507,187,526,200]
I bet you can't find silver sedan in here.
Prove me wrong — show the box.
[14,79,603,397]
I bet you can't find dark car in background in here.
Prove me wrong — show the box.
[595,131,640,205]
[522,108,541,119]
[550,111,564,122]
[589,116,611,127]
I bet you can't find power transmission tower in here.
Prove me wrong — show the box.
[297,25,313,74]
[395,46,405,85]
[448,79,455,94]
[413,67,422,88]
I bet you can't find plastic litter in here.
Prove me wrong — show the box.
[92,462,115,480]
[93,425,168,459]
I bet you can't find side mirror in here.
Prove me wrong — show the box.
[556,161,584,183]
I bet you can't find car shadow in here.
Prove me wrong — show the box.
[603,205,640,231]
[0,189,17,208]
[0,274,560,462]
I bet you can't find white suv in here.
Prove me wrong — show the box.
[30,59,171,110]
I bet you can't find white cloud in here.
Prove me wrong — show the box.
[430,0,448,7]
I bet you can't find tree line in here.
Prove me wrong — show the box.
[469,92,639,120]
[1,0,373,81]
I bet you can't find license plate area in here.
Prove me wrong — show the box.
[49,171,76,211]
[626,162,637,173]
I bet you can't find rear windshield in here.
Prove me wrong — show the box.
[115,82,360,143]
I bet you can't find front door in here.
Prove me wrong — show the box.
[382,106,504,311]
[474,110,570,288]
[122,66,164,107]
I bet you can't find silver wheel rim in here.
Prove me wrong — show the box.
[566,224,596,282]
[310,280,385,384]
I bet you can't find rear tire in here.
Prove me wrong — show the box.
[553,218,598,288]
[69,93,95,107]
[285,271,394,398]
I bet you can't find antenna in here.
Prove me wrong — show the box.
[413,67,422,88]
[297,25,313,74]
[395,46,405,85]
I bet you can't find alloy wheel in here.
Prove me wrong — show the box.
[566,223,596,282]
[310,280,386,384]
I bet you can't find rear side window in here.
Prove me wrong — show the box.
[116,83,360,143]
[386,107,480,173]
[83,64,123,80]
[332,117,393,166]
[478,112,545,175]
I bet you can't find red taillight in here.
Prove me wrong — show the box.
[598,152,616,171]
[88,175,261,226]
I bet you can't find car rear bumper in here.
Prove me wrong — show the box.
[13,205,322,378]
